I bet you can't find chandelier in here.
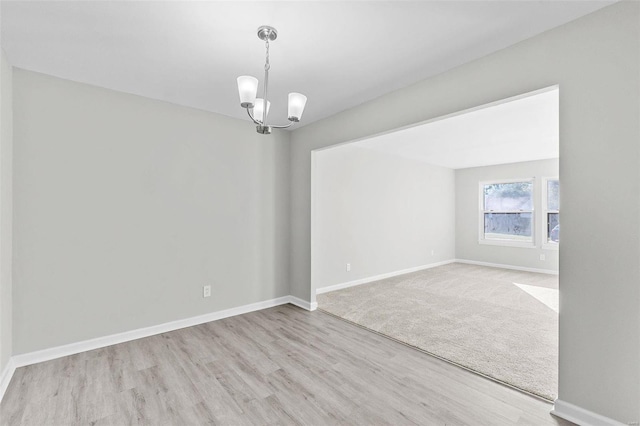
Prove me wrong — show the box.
[236,26,307,135]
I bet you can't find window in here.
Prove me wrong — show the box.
[479,180,534,247]
[543,178,560,248]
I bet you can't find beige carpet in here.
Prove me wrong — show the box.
[317,262,558,400]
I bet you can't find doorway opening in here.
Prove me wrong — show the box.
[310,86,560,400]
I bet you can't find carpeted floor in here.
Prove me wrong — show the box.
[317,262,558,400]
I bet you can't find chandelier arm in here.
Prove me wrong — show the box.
[246,107,261,125]
[269,122,294,129]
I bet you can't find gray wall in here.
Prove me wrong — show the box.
[12,70,291,354]
[290,2,639,422]
[312,144,455,290]
[0,47,13,373]
[456,159,559,272]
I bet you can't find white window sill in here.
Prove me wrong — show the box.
[542,242,560,251]
[478,239,536,249]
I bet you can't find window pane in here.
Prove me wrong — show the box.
[484,212,532,241]
[547,180,560,211]
[548,213,560,243]
[484,182,533,210]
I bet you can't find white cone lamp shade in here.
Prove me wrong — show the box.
[237,76,258,108]
[253,98,271,123]
[288,93,307,122]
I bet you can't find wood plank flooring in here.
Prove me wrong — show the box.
[0,304,572,425]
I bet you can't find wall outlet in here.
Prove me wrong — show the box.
[539,254,546,261]
[431,249,435,256]
[346,263,351,272]
[203,285,211,298]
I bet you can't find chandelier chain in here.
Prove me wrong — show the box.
[265,39,270,71]
[261,38,270,126]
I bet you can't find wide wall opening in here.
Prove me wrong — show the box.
[310,86,559,400]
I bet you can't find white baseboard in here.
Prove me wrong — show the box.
[289,296,318,311]
[455,259,558,275]
[551,399,630,426]
[316,260,456,295]
[11,295,312,370]
[0,358,16,403]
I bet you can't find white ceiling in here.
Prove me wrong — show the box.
[353,87,559,169]
[1,1,612,128]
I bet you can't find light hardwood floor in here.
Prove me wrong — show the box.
[0,305,572,425]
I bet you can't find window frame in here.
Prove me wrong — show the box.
[478,178,536,248]
[542,176,560,250]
